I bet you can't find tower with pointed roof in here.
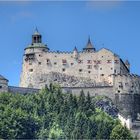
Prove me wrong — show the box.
[26,28,49,50]
[83,37,96,52]
[32,28,42,44]
[73,46,78,59]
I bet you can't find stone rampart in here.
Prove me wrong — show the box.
[8,86,40,94]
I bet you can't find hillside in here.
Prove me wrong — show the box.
[0,84,133,139]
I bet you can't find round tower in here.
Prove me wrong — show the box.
[20,28,49,88]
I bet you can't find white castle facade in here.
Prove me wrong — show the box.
[19,29,140,94]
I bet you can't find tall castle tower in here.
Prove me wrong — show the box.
[20,29,49,88]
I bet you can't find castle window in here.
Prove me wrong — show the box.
[93,60,96,64]
[54,62,57,65]
[79,69,83,72]
[97,60,101,64]
[29,69,33,72]
[102,56,104,58]
[25,53,35,61]
[114,69,117,73]
[40,78,43,81]
[39,54,42,57]
[115,60,119,64]
[62,59,67,65]
[119,82,123,88]
[111,67,113,70]
[62,68,65,72]
[55,55,57,57]
[87,60,92,64]
[125,83,129,86]
[71,63,74,66]
[107,60,112,63]
[38,62,41,65]
[118,90,120,93]
[46,59,50,64]
[78,60,83,64]
[87,65,92,69]
[100,68,102,70]
[29,62,32,65]
[0,86,2,89]
[101,74,104,76]
[88,71,91,74]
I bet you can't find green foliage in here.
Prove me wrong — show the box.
[110,124,133,140]
[0,85,134,139]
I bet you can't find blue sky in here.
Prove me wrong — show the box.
[0,1,140,86]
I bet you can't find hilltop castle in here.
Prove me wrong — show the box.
[0,29,140,136]
[20,29,140,95]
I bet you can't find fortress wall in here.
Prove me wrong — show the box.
[109,74,140,94]
[8,86,40,94]
[20,47,124,88]
[62,86,115,100]
[114,93,140,120]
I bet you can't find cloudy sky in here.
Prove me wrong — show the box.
[0,1,140,86]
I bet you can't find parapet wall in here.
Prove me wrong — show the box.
[62,86,115,100]
[8,86,40,94]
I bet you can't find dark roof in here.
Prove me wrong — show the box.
[73,46,78,52]
[86,37,93,49]
[83,37,96,51]
[0,75,8,81]
[33,27,41,35]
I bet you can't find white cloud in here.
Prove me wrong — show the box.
[86,1,123,10]
[10,11,33,23]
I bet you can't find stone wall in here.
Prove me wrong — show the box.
[8,86,40,94]
[20,46,129,88]
[62,86,115,100]
[0,79,8,93]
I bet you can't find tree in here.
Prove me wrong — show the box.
[48,122,65,139]
[85,92,95,116]
[110,124,133,140]
[78,90,86,111]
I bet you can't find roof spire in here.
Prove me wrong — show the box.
[35,26,38,32]
[88,35,91,44]
[73,46,78,52]
[34,27,40,35]
[83,36,96,52]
